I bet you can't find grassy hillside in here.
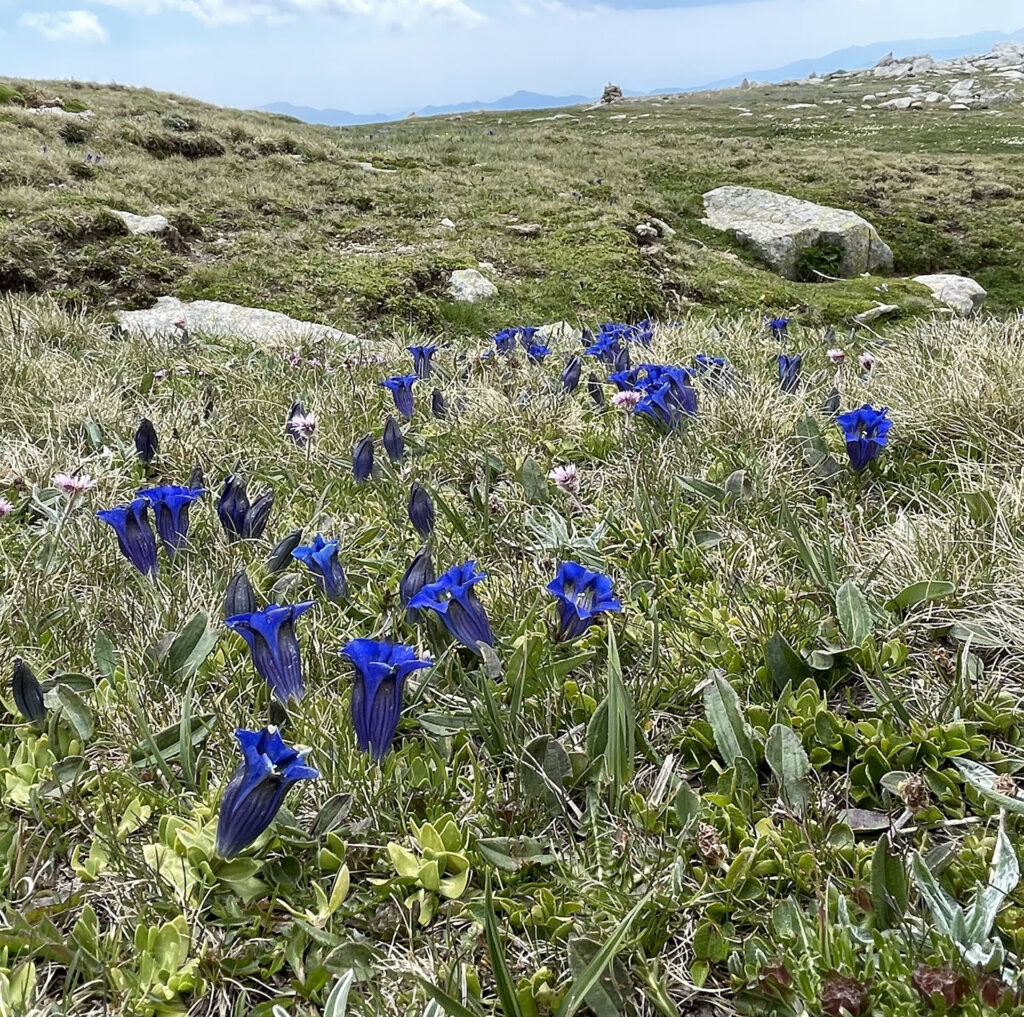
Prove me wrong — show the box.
[3,72,1024,335]
[5,67,1024,1017]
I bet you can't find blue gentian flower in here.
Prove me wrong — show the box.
[137,484,204,559]
[340,639,433,760]
[837,404,892,471]
[97,499,159,577]
[526,343,550,364]
[583,332,621,365]
[400,544,435,621]
[629,366,698,431]
[381,374,417,420]
[767,316,792,339]
[383,416,405,462]
[491,328,520,355]
[516,326,540,351]
[292,535,347,600]
[408,345,438,379]
[215,726,319,859]
[561,356,582,393]
[431,388,448,419]
[225,602,314,703]
[217,476,273,542]
[547,562,622,641]
[353,434,374,483]
[408,482,435,539]
[408,561,494,654]
[778,354,802,394]
[12,659,45,725]
[693,353,727,374]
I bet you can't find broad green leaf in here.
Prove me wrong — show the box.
[673,783,701,832]
[324,970,356,1017]
[764,724,810,817]
[911,852,964,940]
[949,622,1005,649]
[475,837,555,873]
[884,581,955,613]
[870,835,907,931]
[519,735,571,807]
[764,632,810,693]
[835,580,872,645]
[94,630,117,680]
[130,714,215,767]
[954,758,1024,814]
[167,613,219,679]
[603,623,634,797]
[517,456,549,505]
[567,938,627,1017]
[965,817,1019,943]
[795,415,841,479]
[677,476,727,504]
[702,671,757,768]
[56,685,93,741]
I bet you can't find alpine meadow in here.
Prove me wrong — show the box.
[7,35,1024,1017]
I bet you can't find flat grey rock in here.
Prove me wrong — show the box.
[448,269,497,303]
[109,210,171,236]
[702,185,893,280]
[913,274,987,316]
[115,296,361,348]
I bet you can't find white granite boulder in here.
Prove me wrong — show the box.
[702,186,894,280]
[449,269,497,303]
[913,274,987,316]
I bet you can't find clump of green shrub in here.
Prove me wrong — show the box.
[0,84,25,107]
[58,120,94,145]
[161,113,198,133]
[130,129,225,160]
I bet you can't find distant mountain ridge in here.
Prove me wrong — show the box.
[259,26,1024,126]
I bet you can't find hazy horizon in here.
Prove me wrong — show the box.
[3,0,1023,113]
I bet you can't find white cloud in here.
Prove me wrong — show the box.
[92,0,485,26]
[19,9,110,41]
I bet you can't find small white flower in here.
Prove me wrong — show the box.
[52,473,96,495]
[547,464,579,495]
[288,411,318,440]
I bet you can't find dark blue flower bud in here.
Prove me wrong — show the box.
[353,434,374,483]
[96,499,159,577]
[380,374,417,420]
[218,475,249,541]
[587,373,605,408]
[242,489,274,540]
[12,659,45,724]
[778,354,802,394]
[215,726,318,859]
[225,602,314,704]
[383,416,405,462]
[400,544,435,621]
[408,482,435,539]
[188,464,205,490]
[292,535,347,601]
[341,640,433,760]
[135,418,159,465]
[266,528,303,574]
[408,561,494,654]
[225,569,257,620]
[561,356,582,393]
[431,388,448,419]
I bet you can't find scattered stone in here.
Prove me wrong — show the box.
[440,218,456,230]
[537,321,581,345]
[449,269,497,303]
[508,223,542,237]
[701,185,893,280]
[115,297,361,349]
[913,273,987,315]
[949,103,970,111]
[108,210,171,236]
[354,161,397,174]
[949,79,976,97]
[853,303,900,324]
[879,97,919,110]
[635,223,660,244]
[27,106,94,120]
[648,217,676,238]
[978,89,1017,107]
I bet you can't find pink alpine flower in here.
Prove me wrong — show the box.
[827,348,846,365]
[52,473,96,496]
[859,352,877,373]
[611,390,643,412]
[548,465,579,495]
[0,498,13,517]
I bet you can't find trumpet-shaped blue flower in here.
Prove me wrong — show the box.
[628,366,698,431]
[408,561,494,653]
[547,562,622,641]
[217,476,273,543]
[138,484,204,558]
[341,639,433,760]
[583,332,622,365]
[226,602,314,703]
[408,345,438,379]
[837,404,892,471]
[215,726,319,859]
[97,498,159,577]
[767,316,792,339]
[381,374,417,420]
[353,434,374,482]
[526,343,550,363]
[778,354,802,394]
[292,535,347,600]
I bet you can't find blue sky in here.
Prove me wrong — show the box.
[2,0,1022,112]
